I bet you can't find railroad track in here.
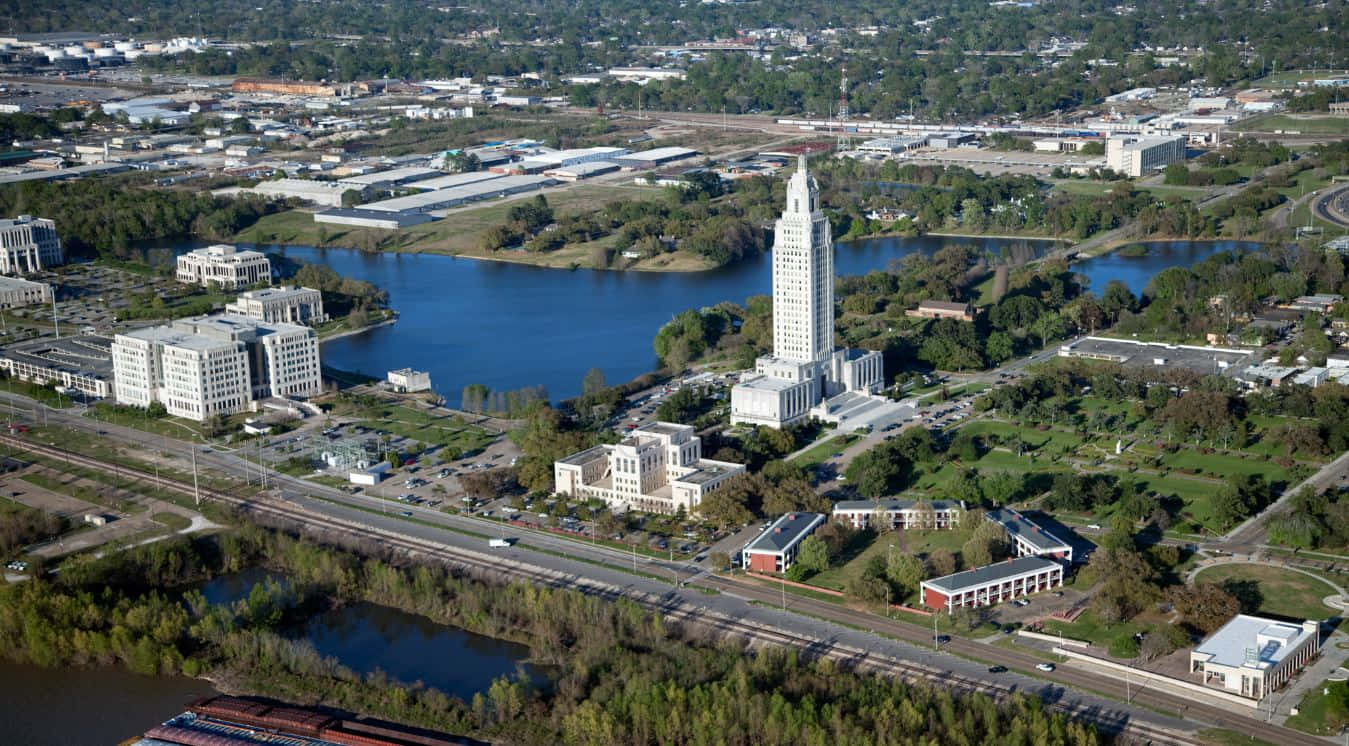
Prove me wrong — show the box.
[0,436,1259,746]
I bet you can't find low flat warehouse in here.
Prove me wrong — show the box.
[358,175,555,214]
[0,335,114,398]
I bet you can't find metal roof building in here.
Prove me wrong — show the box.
[742,512,825,573]
[986,508,1073,562]
[359,175,555,214]
[921,556,1064,613]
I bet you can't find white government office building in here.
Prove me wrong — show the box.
[0,215,64,275]
[224,285,327,325]
[730,157,884,428]
[1190,615,1320,700]
[1105,135,1186,178]
[176,245,272,289]
[553,421,745,515]
[112,314,320,421]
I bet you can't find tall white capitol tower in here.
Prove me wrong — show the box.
[730,156,885,428]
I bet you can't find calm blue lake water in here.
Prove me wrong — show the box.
[195,572,536,702]
[159,235,1261,405]
[265,235,1060,404]
[1071,240,1264,296]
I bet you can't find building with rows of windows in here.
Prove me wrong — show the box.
[176,245,272,289]
[112,314,320,421]
[729,157,884,428]
[0,215,64,275]
[553,421,744,515]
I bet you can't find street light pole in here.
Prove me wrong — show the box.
[190,446,200,508]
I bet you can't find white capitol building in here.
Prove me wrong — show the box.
[730,156,886,428]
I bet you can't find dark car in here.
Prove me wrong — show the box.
[988,665,1007,673]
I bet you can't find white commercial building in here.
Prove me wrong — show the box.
[249,178,351,207]
[1190,615,1320,700]
[1106,135,1185,177]
[553,421,745,515]
[112,314,321,421]
[730,157,884,428]
[386,368,432,392]
[0,275,52,308]
[224,286,327,325]
[176,245,272,289]
[0,215,64,275]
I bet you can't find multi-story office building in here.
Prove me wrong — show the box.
[175,245,272,289]
[0,275,53,308]
[730,157,884,428]
[224,285,327,325]
[112,314,320,421]
[0,215,64,275]
[553,421,745,514]
[1106,135,1185,177]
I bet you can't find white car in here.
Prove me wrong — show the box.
[1036,663,1055,672]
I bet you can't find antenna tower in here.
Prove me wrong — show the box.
[837,64,852,149]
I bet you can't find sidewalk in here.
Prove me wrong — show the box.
[1271,630,1349,725]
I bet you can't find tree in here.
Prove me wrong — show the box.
[698,487,753,529]
[795,535,830,575]
[845,447,910,498]
[961,519,1009,568]
[581,367,606,396]
[886,553,927,594]
[929,549,958,576]
[1168,583,1239,634]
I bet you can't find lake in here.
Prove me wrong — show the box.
[264,234,1061,405]
[260,236,1259,405]
[1070,240,1264,295]
[195,571,537,702]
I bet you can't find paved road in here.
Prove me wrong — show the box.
[6,391,1347,741]
[1222,448,1349,548]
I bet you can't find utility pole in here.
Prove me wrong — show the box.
[191,446,200,507]
[932,611,938,650]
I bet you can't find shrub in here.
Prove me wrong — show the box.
[1108,632,1140,658]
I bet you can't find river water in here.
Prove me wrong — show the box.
[0,571,534,745]
[253,236,1260,405]
[0,661,215,746]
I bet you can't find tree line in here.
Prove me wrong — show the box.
[0,177,278,261]
[0,513,1109,746]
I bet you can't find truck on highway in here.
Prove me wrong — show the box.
[489,538,513,548]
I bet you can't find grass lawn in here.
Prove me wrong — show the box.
[807,528,965,598]
[1133,184,1215,201]
[1192,564,1337,620]
[89,404,212,441]
[1159,449,1291,485]
[234,183,721,272]
[1198,728,1281,746]
[1232,114,1349,135]
[790,433,861,468]
[1285,680,1349,735]
[150,512,191,531]
[1040,608,1151,647]
[1050,181,1118,197]
[327,398,498,453]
